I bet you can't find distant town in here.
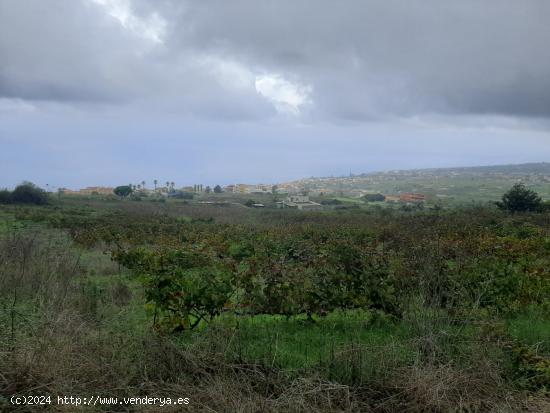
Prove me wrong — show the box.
[53,163,550,206]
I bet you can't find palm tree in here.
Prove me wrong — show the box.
[154,179,158,190]
[141,180,146,189]
[171,181,175,189]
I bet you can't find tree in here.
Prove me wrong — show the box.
[154,179,158,190]
[141,180,146,189]
[363,193,385,202]
[10,182,49,205]
[214,185,222,193]
[114,185,133,197]
[0,189,12,204]
[205,186,212,193]
[497,183,542,212]
[271,185,278,194]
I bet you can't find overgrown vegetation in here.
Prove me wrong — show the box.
[1,191,549,412]
[0,182,49,205]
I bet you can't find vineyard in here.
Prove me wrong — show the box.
[2,199,550,412]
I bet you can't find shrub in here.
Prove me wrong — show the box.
[320,198,342,205]
[496,183,542,212]
[114,247,234,331]
[114,185,133,197]
[363,193,385,202]
[169,191,194,200]
[9,182,49,205]
[0,189,11,204]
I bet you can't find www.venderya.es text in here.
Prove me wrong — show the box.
[10,395,190,407]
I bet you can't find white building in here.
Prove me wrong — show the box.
[282,195,322,210]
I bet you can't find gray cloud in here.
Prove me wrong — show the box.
[173,0,550,119]
[1,0,549,120]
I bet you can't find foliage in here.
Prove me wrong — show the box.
[214,185,222,193]
[363,193,385,202]
[9,199,550,334]
[2,182,49,205]
[114,185,133,197]
[496,183,543,212]
[0,189,11,204]
[320,198,342,205]
[4,198,550,412]
[114,247,234,331]
[511,342,550,390]
[169,191,194,199]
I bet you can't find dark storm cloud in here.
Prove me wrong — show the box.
[1,0,549,119]
[0,0,131,102]
[171,0,550,119]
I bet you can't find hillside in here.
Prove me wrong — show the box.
[278,163,550,203]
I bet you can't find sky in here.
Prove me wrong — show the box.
[1,0,550,189]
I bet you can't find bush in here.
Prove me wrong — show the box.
[169,191,194,200]
[320,198,342,205]
[363,193,385,202]
[0,189,11,204]
[114,247,234,331]
[496,183,542,212]
[8,182,49,205]
[114,185,133,197]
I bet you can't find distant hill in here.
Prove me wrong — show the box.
[382,162,550,175]
[277,163,550,203]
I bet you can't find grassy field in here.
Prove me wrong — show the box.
[1,197,550,412]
